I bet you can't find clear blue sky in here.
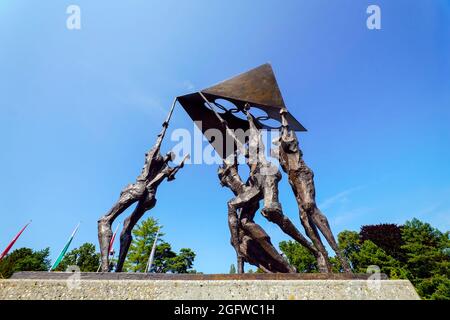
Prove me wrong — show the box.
[1,0,449,273]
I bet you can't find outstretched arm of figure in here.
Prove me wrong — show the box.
[279,108,290,137]
[154,98,177,151]
[243,103,260,132]
[243,104,268,165]
[278,108,301,155]
[166,154,190,181]
[141,99,178,179]
[218,156,247,193]
[146,154,189,189]
[146,169,170,190]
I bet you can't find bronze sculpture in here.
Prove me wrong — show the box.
[98,63,352,274]
[218,157,295,273]
[177,64,349,273]
[218,106,330,273]
[98,100,189,272]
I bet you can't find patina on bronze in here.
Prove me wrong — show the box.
[218,155,296,274]
[98,63,350,274]
[216,105,329,273]
[97,99,189,272]
[274,108,352,273]
[180,64,349,273]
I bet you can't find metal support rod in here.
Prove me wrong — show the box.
[154,98,178,152]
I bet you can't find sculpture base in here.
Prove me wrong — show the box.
[0,272,420,300]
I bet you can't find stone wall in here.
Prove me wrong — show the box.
[0,279,420,300]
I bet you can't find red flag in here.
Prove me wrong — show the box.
[0,221,32,260]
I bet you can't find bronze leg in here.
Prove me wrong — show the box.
[310,207,352,273]
[227,188,261,274]
[98,182,144,272]
[298,207,332,273]
[115,194,156,272]
[240,216,296,273]
[294,175,333,273]
[260,204,318,256]
[227,206,245,273]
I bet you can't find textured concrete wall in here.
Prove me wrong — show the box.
[0,279,420,300]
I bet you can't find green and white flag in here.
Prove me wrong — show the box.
[49,222,80,271]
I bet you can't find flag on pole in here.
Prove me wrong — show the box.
[109,223,120,255]
[0,221,32,261]
[49,222,80,271]
[145,227,160,273]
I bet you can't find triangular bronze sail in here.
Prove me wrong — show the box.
[177,63,306,159]
[202,63,286,109]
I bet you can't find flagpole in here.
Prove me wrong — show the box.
[0,220,32,261]
[49,222,81,272]
[145,227,160,273]
[109,223,120,255]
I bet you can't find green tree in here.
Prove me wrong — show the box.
[229,264,236,274]
[329,230,362,272]
[351,240,408,279]
[401,219,449,279]
[360,224,405,261]
[400,219,450,299]
[335,219,450,299]
[415,275,450,300]
[338,230,361,262]
[150,242,176,273]
[335,230,407,278]
[55,243,100,272]
[163,248,196,273]
[124,217,160,272]
[124,217,196,273]
[329,256,343,273]
[277,219,449,299]
[279,240,318,273]
[0,247,51,278]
